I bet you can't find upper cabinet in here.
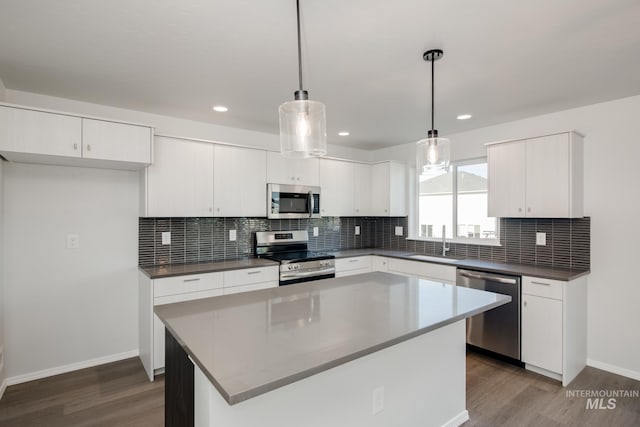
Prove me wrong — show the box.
[266,151,320,186]
[0,104,152,170]
[487,131,583,218]
[213,145,266,217]
[142,136,214,217]
[320,158,355,216]
[353,162,371,216]
[371,161,407,216]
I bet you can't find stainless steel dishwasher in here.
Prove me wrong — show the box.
[456,268,521,361]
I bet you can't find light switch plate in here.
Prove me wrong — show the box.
[229,229,237,241]
[313,227,319,237]
[394,226,403,236]
[536,232,546,246]
[161,232,171,245]
[67,234,80,249]
[355,226,361,236]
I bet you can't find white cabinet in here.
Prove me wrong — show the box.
[487,131,583,218]
[0,104,152,169]
[139,266,279,379]
[353,163,371,216]
[266,151,320,186]
[521,275,587,386]
[142,136,214,217]
[81,118,151,164]
[335,256,371,277]
[371,256,389,272]
[370,161,407,216]
[320,159,355,217]
[386,258,456,284]
[214,145,266,217]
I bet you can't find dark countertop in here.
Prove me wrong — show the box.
[154,271,510,405]
[140,258,279,279]
[140,248,589,282]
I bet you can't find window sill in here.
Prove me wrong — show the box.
[406,236,502,247]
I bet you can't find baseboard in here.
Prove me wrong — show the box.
[5,349,139,386]
[442,410,469,427]
[587,359,640,381]
[0,378,7,401]
[525,363,563,382]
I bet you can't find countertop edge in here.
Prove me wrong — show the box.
[139,259,280,279]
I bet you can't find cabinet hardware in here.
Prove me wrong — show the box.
[530,281,551,286]
[528,207,531,212]
[73,143,78,150]
[183,278,201,282]
[247,271,261,275]
[348,259,358,263]
[87,144,91,151]
[518,208,522,212]
[524,301,527,307]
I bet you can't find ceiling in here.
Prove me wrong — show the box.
[1,0,639,150]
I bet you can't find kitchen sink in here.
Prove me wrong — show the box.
[407,254,460,264]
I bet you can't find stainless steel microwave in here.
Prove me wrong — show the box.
[267,184,321,219]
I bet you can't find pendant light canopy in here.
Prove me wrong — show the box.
[416,49,450,174]
[279,0,327,158]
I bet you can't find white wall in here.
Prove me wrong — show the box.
[372,94,640,379]
[3,163,139,380]
[4,90,371,162]
[0,160,5,394]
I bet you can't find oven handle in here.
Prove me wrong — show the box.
[458,270,518,285]
[281,267,335,280]
[308,191,314,218]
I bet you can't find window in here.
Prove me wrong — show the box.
[416,159,498,242]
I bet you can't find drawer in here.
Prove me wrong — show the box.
[522,276,564,300]
[336,267,371,278]
[223,266,279,288]
[154,288,223,306]
[387,258,456,283]
[154,272,223,298]
[335,256,371,272]
[222,281,277,295]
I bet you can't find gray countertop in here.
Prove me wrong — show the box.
[154,271,510,405]
[140,258,279,279]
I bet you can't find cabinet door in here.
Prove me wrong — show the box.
[525,134,570,217]
[320,159,354,216]
[353,163,371,216]
[214,145,266,217]
[522,294,563,374]
[0,106,81,158]
[146,136,214,217]
[370,163,390,216]
[487,140,526,217]
[266,151,320,186]
[388,162,407,216]
[371,256,389,272]
[82,118,151,164]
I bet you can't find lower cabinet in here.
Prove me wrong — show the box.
[139,266,278,380]
[335,256,371,277]
[521,275,587,386]
[370,256,389,272]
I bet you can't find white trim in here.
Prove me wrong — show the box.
[483,130,584,147]
[525,363,563,382]
[5,349,139,386]
[587,359,640,381]
[0,379,7,401]
[441,410,470,427]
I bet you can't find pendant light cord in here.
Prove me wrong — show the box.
[296,0,303,92]
[431,56,435,134]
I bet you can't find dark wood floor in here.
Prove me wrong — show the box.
[0,353,638,426]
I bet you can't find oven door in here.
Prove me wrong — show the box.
[267,183,321,219]
[280,266,335,286]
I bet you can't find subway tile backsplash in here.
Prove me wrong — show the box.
[139,216,590,270]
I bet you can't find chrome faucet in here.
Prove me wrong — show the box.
[442,225,450,257]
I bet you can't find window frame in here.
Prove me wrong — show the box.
[409,157,501,246]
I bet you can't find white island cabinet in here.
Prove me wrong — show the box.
[521,274,587,386]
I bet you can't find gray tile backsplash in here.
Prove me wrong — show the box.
[139,216,590,270]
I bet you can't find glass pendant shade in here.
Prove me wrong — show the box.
[416,136,450,174]
[279,99,327,158]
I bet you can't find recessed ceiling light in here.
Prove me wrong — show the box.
[457,114,472,120]
[212,105,228,112]
[338,131,350,136]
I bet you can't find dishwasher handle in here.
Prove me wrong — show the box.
[458,270,518,285]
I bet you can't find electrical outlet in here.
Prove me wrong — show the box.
[355,226,361,236]
[67,234,80,249]
[536,232,546,246]
[161,232,171,245]
[229,229,237,241]
[395,226,403,236]
[313,227,319,237]
[373,386,384,415]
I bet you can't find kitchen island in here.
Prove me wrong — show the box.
[155,271,510,427]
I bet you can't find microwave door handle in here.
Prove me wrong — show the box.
[308,191,314,218]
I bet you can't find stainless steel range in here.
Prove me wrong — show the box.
[255,230,335,286]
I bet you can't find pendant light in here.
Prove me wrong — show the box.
[416,49,450,173]
[279,0,327,158]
